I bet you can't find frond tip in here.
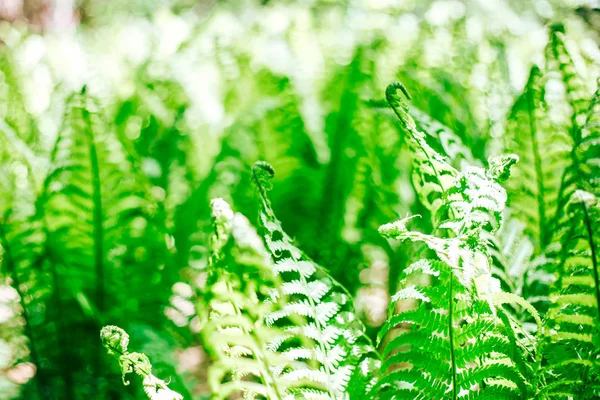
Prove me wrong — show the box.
[252,160,276,190]
[487,154,519,183]
[385,81,412,102]
[378,215,422,239]
[100,325,130,355]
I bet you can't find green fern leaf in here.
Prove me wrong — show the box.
[374,257,530,399]
[200,198,290,399]
[541,190,600,398]
[385,83,458,217]
[251,161,379,398]
[33,89,172,398]
[0,123,58,399]
[557,83,600,205]
[547,24,590,133]
[0,50,39,145]
[536,74,600,399]
[377,91,532,397]
[503,65,572,248]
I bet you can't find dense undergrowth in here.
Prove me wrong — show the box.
[1,1,600,399]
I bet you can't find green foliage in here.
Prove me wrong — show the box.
[503,65,570,248]
[537,70,600,400]
[1,85,177,399]
[0,3,599,400]
[200,197,288,398]
[252,161,379,398]
[540,190,600,398]
[377,84,530,398]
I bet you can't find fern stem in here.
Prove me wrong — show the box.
[82,103,105,393]
[48,252,75,399]
[525,74,547,248]
[82,107,105,315]
[447,267,458,399]
[39,117,77,400]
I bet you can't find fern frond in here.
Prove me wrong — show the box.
[251,161,379,398]
[385,83,458,217]
[541,190,600,398]
[377,92,532,397]
[396,65,482,153]
[113,72,191,220]
[368,99,475,169]
[200,198,290,399]
[374,254,531,399]
[503,65,572,248]
[485,217,554,336]
[32,89,172,397]
[547,24,590,133]
[488,219,535,295]
[315,51,403,292]
[535,73,600,399]
[557,83,600,205]
[0,125,55,398]
[409,106,476,168]
[0,50,39,145]
[545,24,596,228]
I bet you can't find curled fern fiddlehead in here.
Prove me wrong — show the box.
[101,326,183,400]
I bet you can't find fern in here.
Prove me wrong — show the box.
[503,65,571,248]
[547,24,590,134]
[395,63,481,153]
[252,161,379,398]
[201,191,378,399]
[200,197,289,398]
[10,88,175,398]
[487,218,549,316]
[314,51,372,287]
[101,326,183,400]
[377,180,532,398]
[0,112,55,398]
[558,83,600,206]
[384,82,458,220]
[539,190,600,399]
[113,71,192,221]
[377,185,534,398]
[2,5,600,400]
[0,49,38,146]
[538,84,600,399]
[376,82,534,399]
[409,106,476,169]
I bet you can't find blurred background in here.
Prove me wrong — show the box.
[0,0,599,398]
